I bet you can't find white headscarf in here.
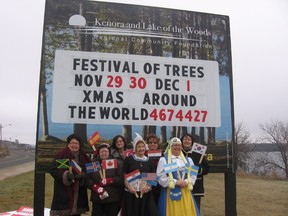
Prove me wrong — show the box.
[133,133,149,151]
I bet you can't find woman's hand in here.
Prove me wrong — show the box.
[127,186,137,194]
[141,185,151,194]
[176,179,187,188]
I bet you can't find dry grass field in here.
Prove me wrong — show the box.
[0,171,287,215]
[201,173,288,216]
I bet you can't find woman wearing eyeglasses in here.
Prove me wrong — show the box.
[156,137,200,216]
[50,134,91,216]
[146,133,162,205]
[86,143,124,216]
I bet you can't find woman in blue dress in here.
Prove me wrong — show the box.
[156,137,200,216]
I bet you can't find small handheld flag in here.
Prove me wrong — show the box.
[56,159,70,169]
[147,150,162,158]
[184,164,199,177]
[102,159,118,178]
[141,173,157,181]
[102,159,118,170]
[141,173,158,187]
[192,142,207,164]
[192,142,207,155]
[125,169,142,197]
[85,161,101,173]
[125,169,141,183]
[164,162,178,174]
[123,149,134,159]
[88,131,101,150]
[70,159,82,174]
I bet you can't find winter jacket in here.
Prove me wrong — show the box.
[50,147,91,216]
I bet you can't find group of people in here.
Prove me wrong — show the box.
[49,133,209,216]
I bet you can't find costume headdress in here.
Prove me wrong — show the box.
[133,133,149,151]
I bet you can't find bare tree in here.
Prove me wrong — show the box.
[259,120,288,179]
[234,122,252,172]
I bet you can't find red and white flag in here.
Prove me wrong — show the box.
[147,150,162,158]
[102,159,118,169]
[71,159,82,174]
[125,169,141,183]
[141,172,157,181]
[123,149,134,158]
[192,142,207,155]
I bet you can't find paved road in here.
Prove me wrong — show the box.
[0,149,35,180]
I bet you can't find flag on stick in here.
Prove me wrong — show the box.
[164,162,178,174]
[192,142,207,155]
[102,159,118,169]
[123,149,134,158]
[125,169,141,197]
[85,161,103,178]
[70,159,82,174]
[142,173,158,187]
[192,142,207,164]
[184,164,199,177]
[147,150,162,158]
[56,159,70,169]
[88,131,101,150]
[125,169,141,183]
[102,159,118,178]
[141,173,158,181]
[85,161,101,173]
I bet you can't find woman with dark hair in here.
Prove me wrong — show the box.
[111,135,127,165]
[86,143,124,216]
[180,133,210,212]
[50,134,91,216]
[110,135,128,211]
[146,133,162,205]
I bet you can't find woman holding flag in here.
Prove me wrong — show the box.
[156,137,200,216]
[120,133,159,216]
[50,133,91,216]
[86,143,124,216]
[181,134,210,212]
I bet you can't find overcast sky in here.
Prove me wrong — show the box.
[1,0,288,145]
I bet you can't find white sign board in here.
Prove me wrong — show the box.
[52,50,220,127]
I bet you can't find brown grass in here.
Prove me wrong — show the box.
[0,172,287,215]
[201,173,288,216]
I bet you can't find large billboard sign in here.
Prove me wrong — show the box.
[36,0,234,172]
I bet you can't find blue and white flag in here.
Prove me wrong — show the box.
[85,161,101,173]
[184,164,199,177]
[164,162,178,174]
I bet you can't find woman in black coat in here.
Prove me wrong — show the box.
[181,133,210,212]
[50,134,91,216]
[121,134,159,216]
[86,143,124,216]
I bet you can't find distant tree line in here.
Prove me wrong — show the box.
[234,120,288,180]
